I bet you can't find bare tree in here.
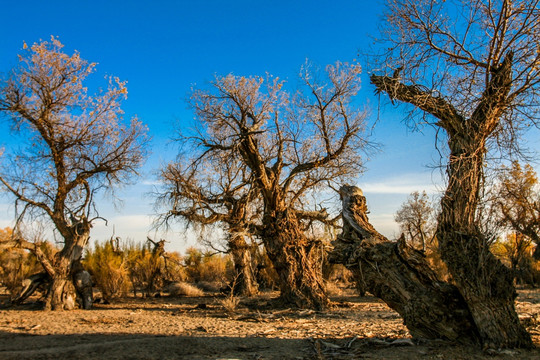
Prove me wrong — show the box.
[162,62,368,309]
[0,38,148,310]
[491,232,536,285]
[395,191,435,252]
[370,0,539,347]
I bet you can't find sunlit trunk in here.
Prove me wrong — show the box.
[229,234,258,296]
[44,228,93,311]
[262,209,329,310]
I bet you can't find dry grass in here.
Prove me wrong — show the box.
[220,295,240,314]
[168,281,204,297]
[195,281,222,293]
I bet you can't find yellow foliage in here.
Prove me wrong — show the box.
[183,247,233,285]
[83,241,130,301]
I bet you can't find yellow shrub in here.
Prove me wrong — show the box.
[84,241,130,301]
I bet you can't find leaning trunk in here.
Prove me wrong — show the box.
[262,210,329,310]
[229,233,258,296]
[436,135,532,348]
[330,186,478,342]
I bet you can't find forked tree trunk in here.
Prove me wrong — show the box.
[330,186,478,342]
[262,210,329,310]
[229,234,259,296]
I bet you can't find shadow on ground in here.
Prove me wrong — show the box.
[0,332,309,360]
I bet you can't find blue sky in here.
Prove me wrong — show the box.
[2,1,530,252]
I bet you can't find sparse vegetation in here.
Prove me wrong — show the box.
[0,37,149,310]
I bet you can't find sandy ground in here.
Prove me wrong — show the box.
[0,289,539,360]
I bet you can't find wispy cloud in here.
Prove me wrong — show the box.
[0,219,12,229]
[358,172,444,195]
[368,213,400,240]
[141,179,163,186]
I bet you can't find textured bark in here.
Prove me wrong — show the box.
[13,272,49,305]
[8,224,93,310]
[262,210,329,310]
[45,276,77,310]
[330,186,477,342]
[229,234,259,296]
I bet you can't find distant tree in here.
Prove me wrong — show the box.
[492,162,540,258]
[0,37,148,310]
[161,62,368,309]
[395,191,435,252]
[370,0,539,348]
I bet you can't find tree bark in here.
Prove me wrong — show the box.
[229,234,259,296]
[262,210,329,310]
[72,260,93,309]
[44,275,77,310]
[330,186,478,342]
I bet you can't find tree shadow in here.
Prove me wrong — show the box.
[0,331,310,360]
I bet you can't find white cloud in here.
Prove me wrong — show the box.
[141,179,163,186]
[368,213,400,240]
[358,172,444,195]
[0,219,12,229]
[90,214,153,241]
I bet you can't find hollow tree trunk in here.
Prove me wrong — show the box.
[436,135,532,348]
[262,210,329,310]
[330,186,478,342]
[229,233,258,296]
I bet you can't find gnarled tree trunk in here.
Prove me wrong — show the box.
[330,186,478,342]
[43,220,93,310]
[262,210,329,310]
[229,233,259,296]
[7,224,93,310]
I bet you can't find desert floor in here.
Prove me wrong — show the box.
[0,288,539,360]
